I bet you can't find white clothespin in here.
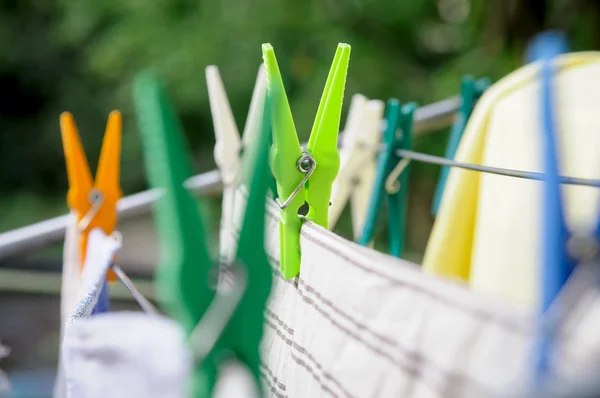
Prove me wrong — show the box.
[329,94,385,238]
[206,64,267,185]
[206,64,267,263]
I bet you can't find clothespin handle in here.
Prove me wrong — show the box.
[262,44,306,279]
[206,66,242,186]
[527,30,572,384]
[387,103,417,258]
[305,43,351,228]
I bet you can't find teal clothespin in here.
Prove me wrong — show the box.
[431,76,491,217]
[134,73,272,397]
[263,43,351,279]
[358,100,417,257]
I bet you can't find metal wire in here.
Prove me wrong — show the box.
[385,158,411,194]
[356,141,600,187]
[394,149,600,188]
[275,153,317,209]
[0,170,222,260]
[111,263,160,315]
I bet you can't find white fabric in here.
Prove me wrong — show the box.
[59,228,192,398]
[60,212,82,327]
[65,229,120,325]
[62,312,191,398]
[221,186,600,398]
[54,213,82,398]
[470,58,600,307]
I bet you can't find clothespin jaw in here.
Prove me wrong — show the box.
[304,43,351,227]
[263,43,351,279]
[59,111,122,275]
[206,66,242,186]
[357,99,416,258]
[431,75,490,216]
[206,64,270,185]
[133,73,214,337]
[262,43,307,279]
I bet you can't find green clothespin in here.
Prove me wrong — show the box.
[133,73,216,396]
[134,73,272,397]
[431,76,491,216]
[263,43,351,279]
[358,99,417,258]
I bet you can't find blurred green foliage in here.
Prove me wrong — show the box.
[1,0,599,256]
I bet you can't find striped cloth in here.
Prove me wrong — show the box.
[221,186,600,398]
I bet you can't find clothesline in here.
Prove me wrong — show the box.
[395,149,600,188]
[0,96,460,260]
[4,89,598,264]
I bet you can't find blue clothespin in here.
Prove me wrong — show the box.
[431,76,491,216]
[358,99,417,257]
[527,31,600,383]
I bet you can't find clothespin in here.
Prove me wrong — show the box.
[358,99,417,257]
[206,64,267,185]
[263,42,351,279]
[59,111,122,282]
[134,72,272,397]
[329,94,385,238]
[431,76,490,216]
[527,31,585,384]
[206,64,278,198]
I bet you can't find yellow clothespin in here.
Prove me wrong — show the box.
[60,111,122,279]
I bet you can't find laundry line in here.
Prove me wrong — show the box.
[0,96,460,261]
[0,268,155,300]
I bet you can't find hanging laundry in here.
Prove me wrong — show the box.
[422,53,600,308]
[62,313,190,398]
[58,229,190,398]
[54,213,81,398]
[223,184,600,398]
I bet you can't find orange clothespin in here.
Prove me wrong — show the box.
[59,111,122,280]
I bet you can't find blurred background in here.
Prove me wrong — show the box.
[1,0,600,396]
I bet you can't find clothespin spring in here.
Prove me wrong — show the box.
[110,260,160,315]
[275,153,317,209]
[77,189,104,232]
[385,158,411,194]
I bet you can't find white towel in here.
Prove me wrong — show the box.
[223,186,600,398]
[59,228,192,398]
[62,312,191,398]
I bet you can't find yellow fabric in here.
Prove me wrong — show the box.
[422,52,600,308]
